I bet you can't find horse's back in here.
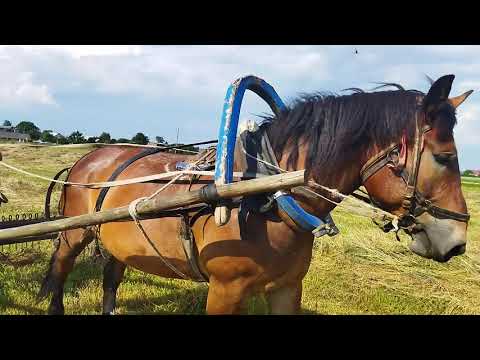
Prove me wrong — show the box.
[62,146,146,216]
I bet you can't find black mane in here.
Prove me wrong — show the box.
[260,84,456,180]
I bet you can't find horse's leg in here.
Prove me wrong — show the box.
[102,256,126,315]
[205,277,253,315]
[37,228,95,315]
[265,281,303,315]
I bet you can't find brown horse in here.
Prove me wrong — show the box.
[38,74,472,314]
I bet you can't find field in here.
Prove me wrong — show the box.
[0,144,479,315]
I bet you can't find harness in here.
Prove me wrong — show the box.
[359,100,470,235]
[95,148,163,213]
[94,147,209,282]
[236,124,339,237]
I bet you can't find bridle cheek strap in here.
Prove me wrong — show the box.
[398,133,407,169]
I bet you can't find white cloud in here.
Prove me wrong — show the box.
[42,45,332,101]
[14,73,56,105]
[0,45,478,154]
[0,66,56,107]
[456,80,480,93]
[455,103,480,145]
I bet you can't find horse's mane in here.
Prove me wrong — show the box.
[260,83,457,180]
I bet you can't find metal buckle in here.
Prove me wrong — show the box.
[312,222,339,238]
[398,214,417,229]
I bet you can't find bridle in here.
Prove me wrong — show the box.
[359,100,470,235]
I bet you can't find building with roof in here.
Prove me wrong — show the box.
[0,126,31,142]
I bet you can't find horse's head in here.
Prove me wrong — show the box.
[363,75,472,262]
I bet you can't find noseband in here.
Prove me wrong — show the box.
[359,104,470,233]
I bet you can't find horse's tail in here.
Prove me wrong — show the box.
[44,167,70,221]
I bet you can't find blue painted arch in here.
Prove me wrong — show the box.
[214,75,336,236]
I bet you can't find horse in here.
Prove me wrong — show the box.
[38,74,472,314]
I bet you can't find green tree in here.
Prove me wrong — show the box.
[131,132,149,145]
[87,136,99,143]
[68,131,85,144]
[155,136,166,144]
[98,132,111,144]
[15,121,41,140]
[2,120,11,127]
[41,130,56,143]
[110,138,117,144]
[56,134,69,145]
[117,138,131,143]
[462,170,474,177]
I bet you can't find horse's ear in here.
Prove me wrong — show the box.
[424,74,455,110]
[449,90,474,109]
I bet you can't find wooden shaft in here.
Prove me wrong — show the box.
[0,233,58,245]
[0,170,305,242]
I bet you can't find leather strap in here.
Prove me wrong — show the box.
[360,102,470,225]
[412,191,470,222]
[360,144,399,183]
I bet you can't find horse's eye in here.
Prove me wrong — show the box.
[433,152,457,165]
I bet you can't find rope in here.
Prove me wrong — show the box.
[238,140,287,173]
[239,147,399,226]
[0,161,233,189]
[54,142,201,154]
[128,195,190,279]
[300,184,398,228]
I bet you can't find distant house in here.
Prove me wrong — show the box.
[0,126,30,142]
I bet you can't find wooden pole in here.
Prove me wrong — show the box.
[0,170,305,242]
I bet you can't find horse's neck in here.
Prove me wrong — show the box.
[232,130,365,215]
[276,139,364,217]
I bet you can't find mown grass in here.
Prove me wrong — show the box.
[0,144,479,315]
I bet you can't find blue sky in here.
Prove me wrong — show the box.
[0,45,478,170]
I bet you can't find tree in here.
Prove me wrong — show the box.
[117,138,130,144]
[15,121,41,140]
[41,130,56,143]
[87,136,99,143]
[462,170,474,177]
[155,136,166,145]
[68,131,85,144]
[2,120,11,127]
[98,132,111,144]
[56,134,69,145]
[110,138,117,144]
[131,133,149,145]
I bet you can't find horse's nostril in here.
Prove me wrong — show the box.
[443,243,466,261]
[451,244,466,256]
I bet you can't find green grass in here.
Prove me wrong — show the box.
[0,144,479,315]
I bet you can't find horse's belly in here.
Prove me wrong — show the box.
[100,217,196,279]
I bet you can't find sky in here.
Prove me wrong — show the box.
[0,45,478,170]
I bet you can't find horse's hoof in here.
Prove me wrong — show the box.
[47,307,65,315]
[102,311,115,315]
